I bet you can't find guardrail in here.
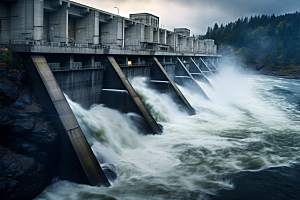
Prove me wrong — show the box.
[10,40,218,55]
[49,64,107,72]
[118,62,153,67]
[159,61,178,65]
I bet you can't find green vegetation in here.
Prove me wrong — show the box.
[205,12,300,77]
[0,51,24,69]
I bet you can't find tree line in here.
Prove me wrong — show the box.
[205,12,300,70]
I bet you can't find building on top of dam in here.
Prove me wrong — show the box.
[174,28,191,36]
[0,0,217,55]
[129,13,159,27]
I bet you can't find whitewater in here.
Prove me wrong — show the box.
[35,66,300,200]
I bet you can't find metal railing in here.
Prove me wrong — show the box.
[118,62,153,67]
[10,40,218,55]
[49,63,107,72]
[159,61,177,65]
[48,63,60,70]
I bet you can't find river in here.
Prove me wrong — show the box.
[35,66,300,200]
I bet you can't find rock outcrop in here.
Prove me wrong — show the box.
[0,53,60,200]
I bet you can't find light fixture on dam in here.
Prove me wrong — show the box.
[128,61,132,66]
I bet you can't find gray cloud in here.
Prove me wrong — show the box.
[75,0,300,34]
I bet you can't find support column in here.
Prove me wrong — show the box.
[33,0,44,41]
[49,2,69,43]
[101,56,162,134]
[175,57,209,99]
[194,39,199,52]
[178,36,187,51]
[153,28,159,43]
[144,26,153,42]
[101,16,123,47]
[151,57,196,115]
[28,55,110,187]
[86,55,95,68]
[159,29,166,44]
[75,10,100,44]
[166,32,176,50]
[190,57,214,88]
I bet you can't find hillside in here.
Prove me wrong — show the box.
[205,12,300,78]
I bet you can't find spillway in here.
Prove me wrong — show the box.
[35,66,300,199]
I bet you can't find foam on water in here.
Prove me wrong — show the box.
[35,67,300,200]
[65,96,143,162]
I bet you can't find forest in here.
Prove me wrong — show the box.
[204,12,300,77]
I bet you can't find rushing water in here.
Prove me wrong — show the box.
[35,66,300,200]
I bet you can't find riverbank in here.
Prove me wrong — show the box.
[0,52,60,200]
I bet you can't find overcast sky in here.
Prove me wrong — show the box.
[73,0,300,35]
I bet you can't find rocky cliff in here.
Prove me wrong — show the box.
[0,52,60,200]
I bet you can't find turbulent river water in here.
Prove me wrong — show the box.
[35,66,300,200]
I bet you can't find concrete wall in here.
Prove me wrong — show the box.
[162,64,176,81]
[122,66,151,80]
[4,0,43,41]
[54,69,104,109]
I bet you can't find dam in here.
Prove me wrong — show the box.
[0,0,221,187]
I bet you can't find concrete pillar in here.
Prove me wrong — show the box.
[33,0,44,41]
[122,18,125,48]
[194,39,199,52]
[159,29,166,44]
[43,12,49,41]
[178,36,187,51]
[153,28,159,43]
[144,26,153,42]
[187,38,193,52]
[137,56,141,65]
[199,40,204,53]
[101,16,123,47]
[125,56,128,66]
[124,23,144,46]
[166,32,176,50]
[49,2,69,43]
[213,45,217,54]
[175,34,179,51]
[64,54,74,68]
[75,10,99,44]
[86,55,95,67]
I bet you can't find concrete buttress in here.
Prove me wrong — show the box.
[27,55,110,186]
[175,57,209,100]
[152,57,196,115]
[190,57,214,88]
[101,56,162,134]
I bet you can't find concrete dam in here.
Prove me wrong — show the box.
[0,0,221,188]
